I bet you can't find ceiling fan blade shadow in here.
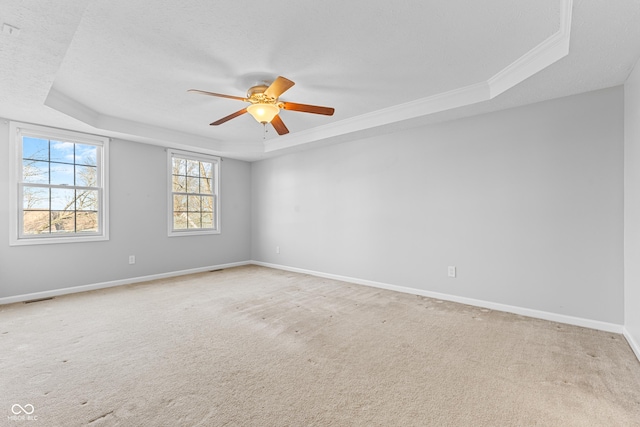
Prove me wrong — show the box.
[264,76,295,98]
[210,108,248,126]
[281,102,335,116]
[188,89,247,102]
[271,115,289,135]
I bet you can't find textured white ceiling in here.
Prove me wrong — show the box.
[0,0,87,123]
[1,0,639,160]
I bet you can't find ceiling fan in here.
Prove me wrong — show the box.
[188,76,334,135]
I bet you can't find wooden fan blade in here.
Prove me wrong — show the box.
[281,102,335,116]
[270,114,289,135]
[188,89,247,102]
[264,76,295,98]
[210,108,248,126]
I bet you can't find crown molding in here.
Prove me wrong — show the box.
[44,87,265,155]
[488,0,573,97]
[44,0,573,159]
[265,0,573,154]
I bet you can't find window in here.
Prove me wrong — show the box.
[9,122,109,245]
[168,149,220,236]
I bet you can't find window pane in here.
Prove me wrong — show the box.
[49,141,74,163]
[186,177,199,193]
[23,160,49,184]
[187,212,202,228]
[51,188,76,210]
[51,211,75,233]
[201,212,213,228]
[172,157,186,176]
[187,194,201,212]
[173,212,188,230]
[23,211,50,234]
[201,162,213,179]
[186,160,200,177]
[76,165,97,187]
[76,212,98,232]
[75,144,97,166]
[23,186,49,210]
[200,178,212,193]
[172,175,186,192]
[23,137,49,160]
[77,190,98,211]
[50,162,74,185]
[201,196,213,213]
[173,194,187,211]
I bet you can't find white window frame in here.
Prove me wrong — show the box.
[167,149,220,237]
[9,122,109,246]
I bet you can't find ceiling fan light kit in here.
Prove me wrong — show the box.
[246,103,280,124]
[189,76,335,136]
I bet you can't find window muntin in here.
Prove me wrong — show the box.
[168,150,219,236]
[10,122,109,245]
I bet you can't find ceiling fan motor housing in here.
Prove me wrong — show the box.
[247,85,275,103]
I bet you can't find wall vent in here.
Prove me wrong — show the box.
[23,297,54,304]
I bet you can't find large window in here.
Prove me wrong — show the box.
[9,122,109,245]
[168,149,220,236]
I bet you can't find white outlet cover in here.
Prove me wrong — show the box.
[448,266,456,278]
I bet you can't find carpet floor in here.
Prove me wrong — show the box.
[1,265,639,426]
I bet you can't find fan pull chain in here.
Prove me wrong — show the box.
[263,123,267,140]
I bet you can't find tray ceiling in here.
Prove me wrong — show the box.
[1,0,639,160]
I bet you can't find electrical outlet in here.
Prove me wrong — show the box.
[129,255,136,265]
[276,246,280,254]
[448,266,456,278]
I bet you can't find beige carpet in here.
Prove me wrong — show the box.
[1,265,639,426]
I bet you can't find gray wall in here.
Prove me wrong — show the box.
[252,87,624,324]
[1,85,628,329]
[0,122,252,298]
[625,60,640,349]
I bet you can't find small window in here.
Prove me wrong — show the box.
[9,122,109,245]
[168,149,220,236]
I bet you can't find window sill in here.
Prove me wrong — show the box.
[9,234,109,246]
[168,230,221,237]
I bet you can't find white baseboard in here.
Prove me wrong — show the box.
[252,260,625,335]
[2,259,634,362]
[623,327,640,362]
[0,261,251,305]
